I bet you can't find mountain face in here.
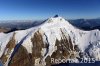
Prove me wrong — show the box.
[0,16,100,66]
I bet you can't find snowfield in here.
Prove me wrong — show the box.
[0,16,100,66]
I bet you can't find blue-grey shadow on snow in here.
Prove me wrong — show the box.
[0,60,3,66]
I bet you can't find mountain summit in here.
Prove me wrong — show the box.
[54,14,59,18]
[0,16,100,66]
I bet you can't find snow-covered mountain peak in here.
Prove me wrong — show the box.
[42,16,75,30]
[1,16,100,66]
[40,16,75,36]
[46,16,66,23]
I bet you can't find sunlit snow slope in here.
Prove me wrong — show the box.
[0,16,100,66]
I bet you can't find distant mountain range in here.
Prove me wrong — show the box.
[1,18,100,33]
[68,18,100,30]
[0,20,45,33]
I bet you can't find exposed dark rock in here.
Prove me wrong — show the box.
[9,45,31,66]
[1,29,81,66]
[54,15,59,18]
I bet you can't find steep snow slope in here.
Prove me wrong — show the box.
[0,32,14,57]
[0,16,100,66]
